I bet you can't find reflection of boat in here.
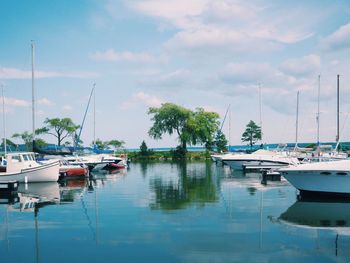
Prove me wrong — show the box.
[280,160,350,196]
[222,150,299,170]
[59,178,88,203]
[0,152,60,182]
[17,182,60,204]
[279,198,350,229]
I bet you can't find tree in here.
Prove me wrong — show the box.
[37,118,80,146]
[108,139,125,151]
[93,138,108,150]
[148,103,221,153]
[191,108,220,150]
[139,140,149,156]
[12,131,47,151]
[148,103,192,151]
[241,120,262,150]
[215,131,228,153]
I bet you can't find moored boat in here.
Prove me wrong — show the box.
[222,149,299,170]
[280,159,350,196]
[0,152,60,183]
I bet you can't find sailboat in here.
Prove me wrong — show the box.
[0,42,60,183]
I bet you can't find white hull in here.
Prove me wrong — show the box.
[282,171,350,194]
[0,161,60,183]
[223,159,291,170]
[280,160,350,194]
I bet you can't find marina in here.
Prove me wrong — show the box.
[1,161,350,262]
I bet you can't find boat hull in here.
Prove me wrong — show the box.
[282,171,350,195]
[223,159,290,170]
[0,161,60,183]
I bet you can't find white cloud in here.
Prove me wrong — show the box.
[220,62,274,84]
[63,105,73,111]
[37,98,54,106]
[121,92,163,110]
[90,49,165,63]
[139,69,191,88]
[129,0,313,53]
[0,67,99,79]
[279,54,321,77]
[321,23,350,52]
[2,97,30,107]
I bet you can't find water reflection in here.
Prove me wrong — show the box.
[279,197,350,229]
[149,161,218,210]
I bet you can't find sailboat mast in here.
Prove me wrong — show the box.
[258,83,263,141]
[93,83,96,147]
[1,85,6,155]
[294,91,300,150]
[336,74,340,147]
[31,41,35,146]
[317,75,320,149]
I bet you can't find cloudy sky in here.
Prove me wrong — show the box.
[1,0,350,148]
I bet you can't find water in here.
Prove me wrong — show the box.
[1,162,349,263]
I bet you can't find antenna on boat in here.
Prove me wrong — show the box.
[336,74,340,151]
[294,91,300,151]
[31,41,36,151]
[1,83,6,155]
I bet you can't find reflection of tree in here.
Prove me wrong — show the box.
[149,161,218,210]
[140,161,148,178]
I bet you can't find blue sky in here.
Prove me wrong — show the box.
[1,0,350,148]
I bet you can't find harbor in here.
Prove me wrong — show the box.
[1,161,350,263]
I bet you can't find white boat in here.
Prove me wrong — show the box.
[221,149,299,170]
[280,159,350,196]
[0,152,60,183]
[65,153,126,170]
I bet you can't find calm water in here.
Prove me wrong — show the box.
[1,162,350,263]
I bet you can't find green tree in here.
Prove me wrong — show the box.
[216,131,228,153]
[148,103,192,152]
[139,140,149,156]
[148,103,220,153]
[1,138,17,151]
[241,120,262,150]
[12,131,47,151]
[37,118,80,146]
[12,131,34,150]
[191,108,220,150]
[93,138,108,150]
[108,139,125,151]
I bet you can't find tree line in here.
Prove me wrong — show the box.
[4,102,262,154]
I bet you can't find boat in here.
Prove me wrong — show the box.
[59,160,88,178]
[280,159,350,196]
[0,152,60,183]
[221,149,299,171]
[65,153,127,171]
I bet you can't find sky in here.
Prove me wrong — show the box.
[1,0,350,149]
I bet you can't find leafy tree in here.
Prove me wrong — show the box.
[139,140,149,156]
[12,131,47,151]
[216,131,228,153]
[12,131,34,150]
[241,120,262,150]
[1,138,17,148]
[191,108,220,150]
[37,118,80,146]
[148,103,220,153]
[93,138,108,150]
[108,139,125,150]
[148,103,192,152]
